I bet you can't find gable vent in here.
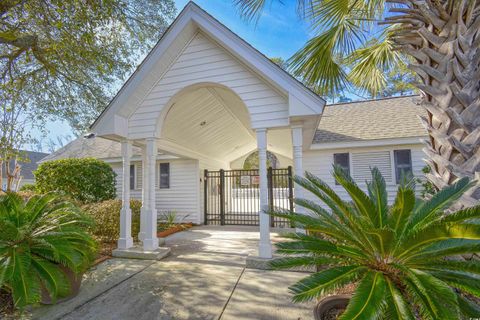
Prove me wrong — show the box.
[351,151,392,183]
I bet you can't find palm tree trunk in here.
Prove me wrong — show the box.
[390,0,480,207]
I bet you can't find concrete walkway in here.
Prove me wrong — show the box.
[31,226,315,320]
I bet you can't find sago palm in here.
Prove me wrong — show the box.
[234,0,480,207]
[270,167,480,319]
[0,193,96,308]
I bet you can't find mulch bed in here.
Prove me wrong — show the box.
[157,223,193,238]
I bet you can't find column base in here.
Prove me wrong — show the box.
[258,241,272,259]
[246,254,274,270]
[117,237,134,250]
[142,238,159,251]
[112,246,170,260]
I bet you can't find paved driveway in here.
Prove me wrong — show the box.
[31,226,315,320]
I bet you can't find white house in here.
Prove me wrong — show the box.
[42,2,427,261]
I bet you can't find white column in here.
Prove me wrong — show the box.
[291,124,304,203]
[142,138,159,251]
[257,128,272,258]
[138,148,147,242]
[292,124,306,234]
[118,139,134,249]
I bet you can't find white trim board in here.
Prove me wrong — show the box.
[310,136,427,150]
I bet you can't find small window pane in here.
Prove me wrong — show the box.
[160,163,170,189]
[394,150,413,183]
[334,153,350,184]
[129,164,135,190]
[334,153,350,174]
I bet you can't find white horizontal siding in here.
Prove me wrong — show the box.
[303,144,425,207]
[113,159,200,224]
[128,31,289,139]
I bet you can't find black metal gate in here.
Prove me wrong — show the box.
[204,167,294,227]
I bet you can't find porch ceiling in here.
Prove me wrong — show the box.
[162,86,253,162]
[161,86,293,163]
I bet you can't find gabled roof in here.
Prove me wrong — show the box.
[39,137,143,163]
[90,1,324,134]
[313,95,427,144]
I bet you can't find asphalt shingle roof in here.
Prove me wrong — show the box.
[39,137,143,162]
[313,95,427,144]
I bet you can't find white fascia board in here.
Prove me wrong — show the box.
[102,154,180,164]
[91,2,325,133]
[91,7,193,133]
[289,93,323,117]
[94,114,128,138]
[188,4,325,115]
[310,136,427,150]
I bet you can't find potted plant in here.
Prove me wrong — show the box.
[0,193,96,309]
[270,167,480,319]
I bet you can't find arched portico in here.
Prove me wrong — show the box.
[94,2,324,262]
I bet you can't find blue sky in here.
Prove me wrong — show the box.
[37,0,313,151]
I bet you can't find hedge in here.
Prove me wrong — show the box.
[35,158,116,203]
[82,199,141,243]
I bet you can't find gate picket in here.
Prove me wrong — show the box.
[204,167,293,227]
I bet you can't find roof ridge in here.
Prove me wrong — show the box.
[326,94,420,107]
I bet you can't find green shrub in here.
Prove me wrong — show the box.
[19,183,36,192]
[271,167,480,319]
[0,193,96,308]
[82,199,142,243]
[34,158,116,204]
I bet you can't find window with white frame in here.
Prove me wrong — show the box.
[394,149,413,183]
[333,153,350,184]
[129,164,135,190]
[159,163,170,189]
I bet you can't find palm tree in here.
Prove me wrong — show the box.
[270,167,480,319]
[0,193,96,308]
[234,0,480,207]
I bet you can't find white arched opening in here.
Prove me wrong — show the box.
[157,83,256,163]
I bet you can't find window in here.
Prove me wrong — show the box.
[159,163,170,189]
[351,151,393,183]
[394,149,413,183]
[333,153,350,184]
[129,164,135,190]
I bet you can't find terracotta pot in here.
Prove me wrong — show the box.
[41,266,83,305]
[313,295,351,320]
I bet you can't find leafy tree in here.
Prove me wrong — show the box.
[0,193,96,308]
[0,0,176,132]
[34,158,116,203]
[0,84,47,191]
[243,151,279,169]
[270,167,480,319]
[234,0,480,208]
[381,62,417,97]
[270,57,289,70]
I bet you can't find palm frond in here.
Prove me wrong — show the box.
[457,294,480,318]
[366,167,388,228]
[289,265,367,302]
[270,255,340,270]
[402,268,460,319]
[408,177,472,232]
[384,278,415,320]
[399,224,480,261]
[346,28,402,96]
[339,271,387,320]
